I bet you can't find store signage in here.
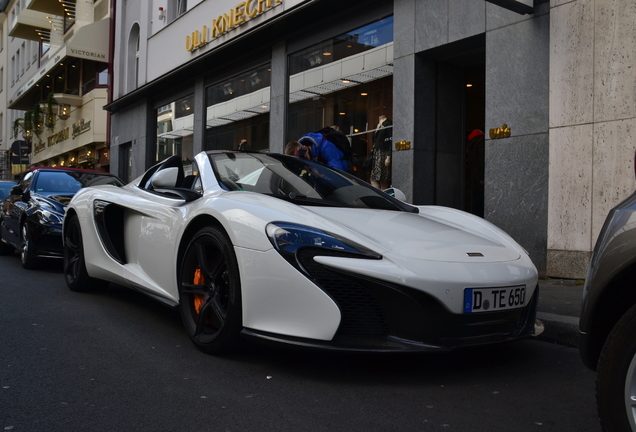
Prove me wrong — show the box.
[489,124,511,139]
[72,119,92,139]
[186,0,282,52]
[395,141,411,151]
[69,48,107,61]
[48,127,70,147]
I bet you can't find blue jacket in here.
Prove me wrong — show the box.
[299,132,350,172]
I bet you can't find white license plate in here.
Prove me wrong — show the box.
[463,286,526,313]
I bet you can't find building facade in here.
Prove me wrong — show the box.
[107,0,635,279]
[4,0,112,177]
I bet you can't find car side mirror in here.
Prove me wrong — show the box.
[10,185,22,196]
[21,190,30,203]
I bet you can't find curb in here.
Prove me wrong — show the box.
[534,312,580,348]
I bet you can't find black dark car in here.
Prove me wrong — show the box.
[0,167,123,269]
[580,184,636,431]
[0,180,17,201]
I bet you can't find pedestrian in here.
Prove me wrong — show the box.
[237,139,249,151]
[284,141,310,159]
[298,127,353,173]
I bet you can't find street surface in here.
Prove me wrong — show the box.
[0,253,600,432]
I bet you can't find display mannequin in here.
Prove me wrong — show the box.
[371,115,392,189]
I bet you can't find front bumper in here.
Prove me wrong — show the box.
[243,250,539,352]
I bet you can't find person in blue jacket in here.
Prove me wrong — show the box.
[298,128,353,173]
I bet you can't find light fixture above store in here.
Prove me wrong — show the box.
[56,103,70,120]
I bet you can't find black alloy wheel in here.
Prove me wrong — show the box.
[64,215,108,292]
[179,226,243,354]
[20,223,38,269]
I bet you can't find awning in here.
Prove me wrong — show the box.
[66,19,109,62]
[8,8,50,41]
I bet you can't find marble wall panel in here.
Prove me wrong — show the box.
[413,0,448,54]
[486,14,549,137]
[547,124,593,251]
[449,0,485,43]
[485,133,549,272]
[549,0,594,128]
[592,118,636,241]
[593,0,636,123]
[394,0,417,59]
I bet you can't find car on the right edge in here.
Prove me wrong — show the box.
[580,181,636,431]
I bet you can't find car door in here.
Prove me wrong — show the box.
[2,171,34,247]
[122,161,202,302]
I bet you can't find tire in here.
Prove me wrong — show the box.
[178,226,243,354]
[596,303,636,432]
[20,223,38,269]
[64,215,109,292]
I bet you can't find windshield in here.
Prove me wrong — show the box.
[34,171,124,194]
[208,152,409,211]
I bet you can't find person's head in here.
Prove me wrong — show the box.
[285,141,310,159]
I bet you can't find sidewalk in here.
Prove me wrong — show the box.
[534,278,583,348]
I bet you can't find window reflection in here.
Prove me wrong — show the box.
[156,94,194,163]
[204,64,271,152]
[287,17,394,181]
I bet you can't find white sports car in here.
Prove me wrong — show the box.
[63,150,539,354]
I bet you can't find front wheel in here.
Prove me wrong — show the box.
[596,303,636,432]
[178,226,243,354]
[21,223,38,269]
[64,215,108,292]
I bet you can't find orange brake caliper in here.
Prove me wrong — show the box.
[193,268,204,314]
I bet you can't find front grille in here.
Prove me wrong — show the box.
[297,249,390,336]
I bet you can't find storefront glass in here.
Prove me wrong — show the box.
[287,16,394,182]
[156,94,194,163]
[204,64,272,152]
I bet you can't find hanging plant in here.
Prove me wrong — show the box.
[30,102,43,137]
[44,93,56,131]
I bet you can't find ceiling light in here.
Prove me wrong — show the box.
[466,83,473,87]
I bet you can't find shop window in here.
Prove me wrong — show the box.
[204,64,271,152]
[287,16,394,180]
[66,59,81,95]
[155,94,194,163]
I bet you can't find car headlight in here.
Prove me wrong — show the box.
[266,222,381,271]
[39,209,64,224]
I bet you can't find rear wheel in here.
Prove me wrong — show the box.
[64,215,108,292]
[596,303,636,432]
[21,223,38,269]
[178,226,243,354]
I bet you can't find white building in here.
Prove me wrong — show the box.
[4,0,112,176]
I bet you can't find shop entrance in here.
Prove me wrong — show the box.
[421,35,485,216]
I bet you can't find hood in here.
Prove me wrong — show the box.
[306,207,521,263]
